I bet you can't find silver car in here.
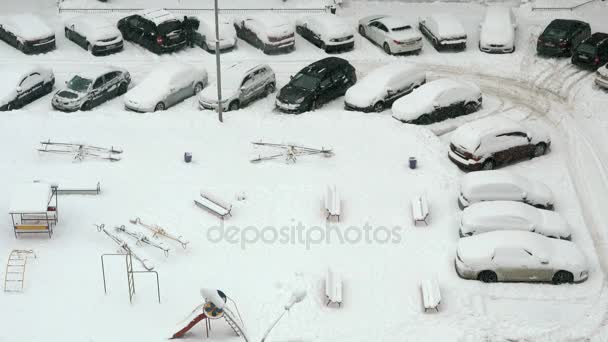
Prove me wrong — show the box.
[198,62,275,112]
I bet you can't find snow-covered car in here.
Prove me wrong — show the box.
[118,9,187,54]
[455,230,588,284]
[358,15,423,55]
[64,15,123,55]
[479,6,516,53]
[460,201,571,240]
[596,63,608,89]
[0,14,56,54]
[458,170,554,210]
[0,65,54,111]
[234,14,295,54]
[344,63,425,112]
[52,67,131,112]
[392,78,482,125]
[418,13,467,51]
[296,14,354,53]
[198,62,275,112]
[448,116,551,171]
[124,63,208,112]
[191,15,237,52]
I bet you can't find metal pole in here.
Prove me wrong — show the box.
[214,0,223,123]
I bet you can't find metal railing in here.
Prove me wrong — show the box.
[531,0,597,11]
[57,7,328,15]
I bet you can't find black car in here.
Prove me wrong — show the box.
[537,19,590,57]
[572,32,608,70]
[117,9,187,54]
[0,14,56,54]
[276,57,356,114]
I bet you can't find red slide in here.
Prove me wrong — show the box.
[170,305,208,339]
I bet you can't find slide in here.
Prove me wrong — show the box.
[170,305,207,339]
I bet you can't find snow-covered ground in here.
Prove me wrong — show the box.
[1,1,608,341]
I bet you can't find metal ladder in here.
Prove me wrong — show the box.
[223,306,248,342]
[4,250,36,292]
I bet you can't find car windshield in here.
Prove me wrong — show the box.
[158,20,182,35]
[66,76,92,93]
[544,28,567,39]
[290,73,320,90]
[577,43,597,55]
[392,25,412,31]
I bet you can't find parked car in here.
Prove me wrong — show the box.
[296,14,354,53]
[448,116,551,171]
[52,67,130,112]
[198,62,275,111]
[455,231,588,284]
[458,170,554,210]
[344,63,425,112]
[479,6,516,53]
[0,65,54,111]
[537,19,590,57]
[234,14,295,54]
[190,15,237,52]
[117,9,186,54]
[0,14,55,54]
[64,16,123,55]
[418,13,467,51]
[358,15,423,55]
[124,63,207,112]
[571,32,608,69]
[276,57,356,114]
[596,63,608,89]
[460,201,571,240]
[392,78,482,125]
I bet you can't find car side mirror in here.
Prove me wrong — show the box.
[16,86,22,93]
[539,258,549,265]
[522,192,527,199]
[432,101,439,108]
[290,75,293,79]
[527,135,532,142]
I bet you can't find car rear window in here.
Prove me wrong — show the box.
[577,43,597,55]
[158,20,182,35]
[392,25,412,31]
[543,28,567,39]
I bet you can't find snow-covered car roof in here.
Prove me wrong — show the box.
[450,116,524,153]
[359,63,422,89]
[457,230,586,269]
[64,15,122,42]
[392,78,479,121]
[139,8,179,26]
[461,201,571,238]
[482,5,514,30]
[0,13,54,41]
[424,13,466,39]
[296,14,353,39]
[461,170,530,194]
[376,16,410,30]
[240,13,290,29]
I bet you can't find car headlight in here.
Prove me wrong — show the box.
[295,96,306,104]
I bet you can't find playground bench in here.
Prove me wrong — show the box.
[324,185,341,221]
[14,224,51,237]
[325,268,342,307]
[194,194,232,220]
[420,278,441,313]
[411,195,429,226]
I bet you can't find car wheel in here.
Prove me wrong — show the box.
[81,101,92,111]
[201,41,209,51]
[417,115,432,125]
[478,271,498,283]
[64,28,70,38]
[229,101,240,111]
[154,102,165,112]
[383,42,392,55]
[194,82,204,94]
[533,143,547,158]
[481,159,495,171]
[552,271,573,285]
[87,43,93,53]
[464,102,479,114]
[358,25,365,37]
[118,82,128,95]
[265,83,276,95]
[373,101,384,113]
[43,82,53,93]
[309,98,320,111]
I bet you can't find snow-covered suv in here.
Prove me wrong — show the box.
[117,9,187,54]
[418,13,467,51]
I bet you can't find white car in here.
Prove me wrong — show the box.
[392,78,482,124]
[418,13,467,51]
[64,16,123,55]
[455,231,588,284]
[0,65,54,111]
[234,14,295,54]
[198,62,276,112]
[124,63,208,112]
[479,6,517,53]
[191,15,237,52]
[296,14,354,52]
[459,170,554,210]
[448,116,551,171]
[595,63,608,89]
[358,15,422,55]
[344,63,426,112]
[0,14,56,54]
[460,201,571,240]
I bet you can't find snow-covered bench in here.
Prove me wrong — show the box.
[194,194,232,220]
[51,181,101,195]
[324,185,341,221]
[420,278,441,312]
[411,195,429,226]
[325,268,342,307]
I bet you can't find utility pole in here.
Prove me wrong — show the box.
[214,0,223,122]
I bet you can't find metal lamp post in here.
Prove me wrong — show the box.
[213,0,223,122]
[260,290,307,342]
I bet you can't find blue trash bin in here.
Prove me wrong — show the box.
[184,152,192,163]
[409,157,417,169]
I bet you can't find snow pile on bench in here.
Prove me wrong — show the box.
[325,268,342,307]
[420,278,441,312]
[324,185,340,221]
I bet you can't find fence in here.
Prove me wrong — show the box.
[57,6,328,15]
[531,0,597,10]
